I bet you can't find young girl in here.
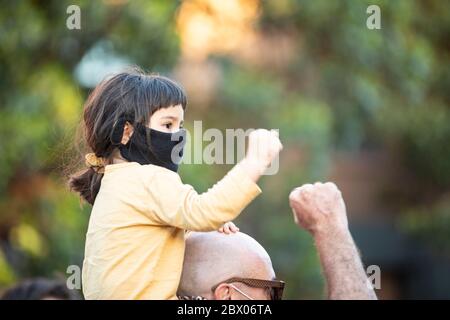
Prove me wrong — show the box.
[69,68,282,299]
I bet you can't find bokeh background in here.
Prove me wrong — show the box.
[1,0,449,299]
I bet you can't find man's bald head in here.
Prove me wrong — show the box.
[178,231,275,299]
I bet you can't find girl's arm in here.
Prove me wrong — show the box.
[147,129,282,231]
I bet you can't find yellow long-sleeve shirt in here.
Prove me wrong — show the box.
[82,162,261,300]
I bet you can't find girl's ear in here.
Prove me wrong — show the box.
[121,122,134,144]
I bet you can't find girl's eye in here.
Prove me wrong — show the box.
[164,123,172,129]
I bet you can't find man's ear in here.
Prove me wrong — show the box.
[121,122,134,144]
[213,283,232,300]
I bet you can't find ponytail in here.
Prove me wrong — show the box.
[68,167,104,205]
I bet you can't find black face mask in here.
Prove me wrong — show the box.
[112,118,186,172]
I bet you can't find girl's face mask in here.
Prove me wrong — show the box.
[112,118,186,172]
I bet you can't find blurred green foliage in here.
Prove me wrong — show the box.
[0,0,449,299]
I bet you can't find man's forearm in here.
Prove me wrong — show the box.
[289,182,378,299]
[314,227,377,300]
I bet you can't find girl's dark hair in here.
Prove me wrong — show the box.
[68,67,187,205]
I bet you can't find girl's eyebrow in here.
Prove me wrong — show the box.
[161,116,177,120]
[161,116,183,124]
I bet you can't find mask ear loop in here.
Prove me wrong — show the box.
[228,284,254,300]
[110,116,128,146]
[110,116,147,163]
[112,117,155,165]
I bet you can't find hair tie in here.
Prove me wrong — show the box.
[85,153,105,173]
